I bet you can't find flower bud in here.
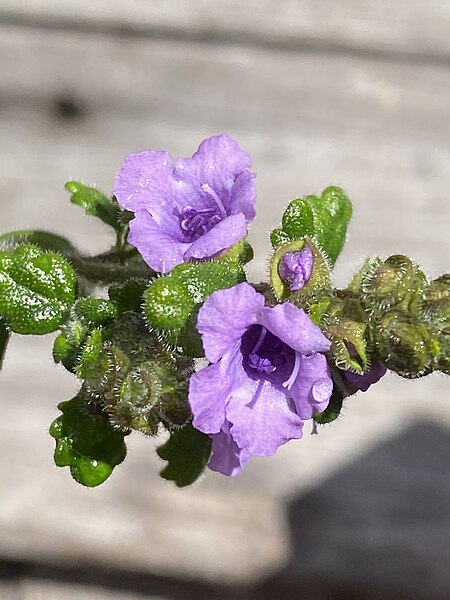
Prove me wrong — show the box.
[376,310,433,377]
[270,239,331,303]
[361,255,426,314]
[422,274,450,327]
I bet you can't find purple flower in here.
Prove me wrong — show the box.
[278,244,314,291]
[113,135,256,273]
[342,361,387,393]
[188,282,333,476]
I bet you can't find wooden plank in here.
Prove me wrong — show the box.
[14,579,165,600]
[0,24,449,588]
[0,1,450,60]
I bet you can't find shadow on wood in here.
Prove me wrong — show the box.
[255,422,450,600]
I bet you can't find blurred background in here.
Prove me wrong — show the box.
[0,2,449,599]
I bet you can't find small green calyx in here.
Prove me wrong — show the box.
[273,186,352,265]
[320,296,370,373]
[270,239,331,304]
[80,313,192,435]
[157,423,212,487]
[376,310,433,377]
[0,244,77,334]
[49,391,128,487]
[361,255,426,314]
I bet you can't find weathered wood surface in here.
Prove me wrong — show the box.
[1,1,450,60]
[0,7,449,597]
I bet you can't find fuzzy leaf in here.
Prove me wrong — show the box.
[65,181,122,231]
[0,245,77,334]
[157,424,212,487]
[0,230,77,255]
[49,393,127,487]
[275,186,352,265]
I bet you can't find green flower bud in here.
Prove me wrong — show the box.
[376,310,433,377]
[422,274,450,327]
[361,255,426,314]
[270,239,331,304]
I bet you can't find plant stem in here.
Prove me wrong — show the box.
[0,319,10,371]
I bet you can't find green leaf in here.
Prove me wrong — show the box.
[49,393,128,487]
[157,423,212,487]
[0,318,10,371]
[0,230,77,255]
[0,244,77,334]
[65,181,121,231]
[275,186,352,265]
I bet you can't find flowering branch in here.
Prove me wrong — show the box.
[0,135,448,487]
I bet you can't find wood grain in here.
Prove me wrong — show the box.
[1,1,450,60]
[0,18,449,592]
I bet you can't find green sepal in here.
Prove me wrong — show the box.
[307,296,332,326]
[49,392,128,487]
[319,296,371,373]
[327,320,368,373]
[214,238,254,265]
[65,181,122,231]
[157,423,212,487]
[0,244,77,334]
[313,386,344,425]
[274,186,352,265]
[270,239,331,304]
[108,279,148,314]
[76,328,104,379]
[53,332,79,373]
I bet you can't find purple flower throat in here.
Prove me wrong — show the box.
[242,325,301,390]
[179,183,227,242]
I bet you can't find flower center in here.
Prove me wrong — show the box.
[241,325,300,389]
[180,206,221,241]
[179,184,227,242]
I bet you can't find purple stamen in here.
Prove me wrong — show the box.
[179,205,221,241]
[278,245,314,291]
[247,354,276,374]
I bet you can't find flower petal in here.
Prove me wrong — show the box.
[128,211,190,273]
[197,282,265,363]
[113,150,175,215]
[342,361,387,392]
[183,213,247,261]
[189,347,241,434]
[175,135,253,211]
[229,170,256,222]
[259,303,331,354]
[227,378,303,456]
[289,353,333,419]
[208,423,251,476]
